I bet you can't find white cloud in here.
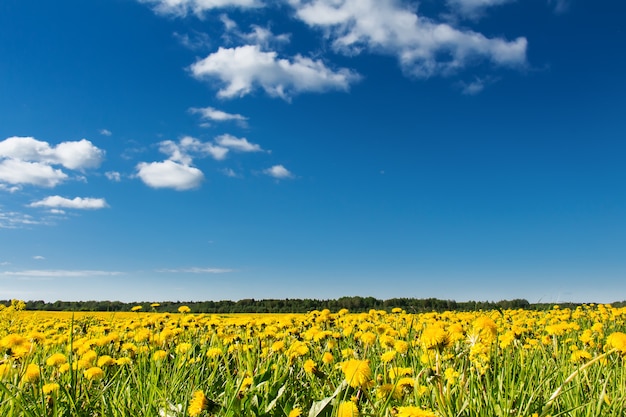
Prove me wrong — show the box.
[547,0,569,14]
[264,164,293,179]
[0,137,104,170]
[173,30,212,50]
[136,160,205,190]
[0,159,68,187]
[458,75,498,94]
[0,270,123,277]
[160,136,229,162]
[0,210,41,228]
[33,255,45,260]
[156,267,234,273]
[29,196,109,210]
[289,0,527,78]
[220,167,239,177]
[189,106,248,122]
[100,129,112,136]
[446,0,516,19]
[105,171,122,182]
[238,25,291,48]
[0,136,104,188]
[139,0,262,17]
[215,134,262,152]
[189,45,360,99]
[220,19,291,49]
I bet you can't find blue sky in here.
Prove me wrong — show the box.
[1,0,625,303]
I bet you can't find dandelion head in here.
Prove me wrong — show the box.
[337,401,359,417]
[188,390,208,417]
[339,359,372,389]
[395,406,437,417]
[22,363,40,384]
[83,366,104,381]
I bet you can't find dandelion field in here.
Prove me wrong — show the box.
[1,301,625,417]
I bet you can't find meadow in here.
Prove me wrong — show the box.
[0,300,625,417]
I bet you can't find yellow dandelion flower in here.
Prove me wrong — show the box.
[376,384,403,400]
[289,408,302,417]
[322,351,334,364]
[176,343,193,355]
[83,366,104,380]
[0,364,12,379]
[188,390,208,417]
[339,359,372,389]
[271,340,285,353]
[444,367,460,384]
[43,383,60,395]
[394,340,409,354]
[381,350,396,363]
[397,377,415,389]
[46,353,67,367]
[337,401,359,417]
[116,357,132,366]
[570,350,592,363]
[304,359,317,374]
[388,367,412,380]
[97,355,116,367]
[153,350,168,361]
[22,364,40,384]
[206,347,222,358]
[606,332,626,355]
[421,326,450,351]
[241,376,254,390]
[395,406,437,417]
[360,332,377,346]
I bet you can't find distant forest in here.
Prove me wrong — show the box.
[3,297,624,314]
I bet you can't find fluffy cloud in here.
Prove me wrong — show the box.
[264,164,293,179]
[139,0,262,17]
[0,159,68,187]
[189,106,248,122]
[29,196,109,210]
[290,0,527,77]
[160,136,229,162]
[136,160,205,190]
[136,135,265,190]
[0,136,104,188]
[105,171,122,182]
[215,134,262,152]
[445,0,516,18]
[189,45,360,99]
[0,137,103,170]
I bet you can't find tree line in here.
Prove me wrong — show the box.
[2,296,621,314]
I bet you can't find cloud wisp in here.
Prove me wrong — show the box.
[189,106,248,123]
[138,0,262,18]
[289,0,527,78]
[1,270,123,278]
[264,164,293,179]
[29,196,109,210]
[156,267,234,273]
